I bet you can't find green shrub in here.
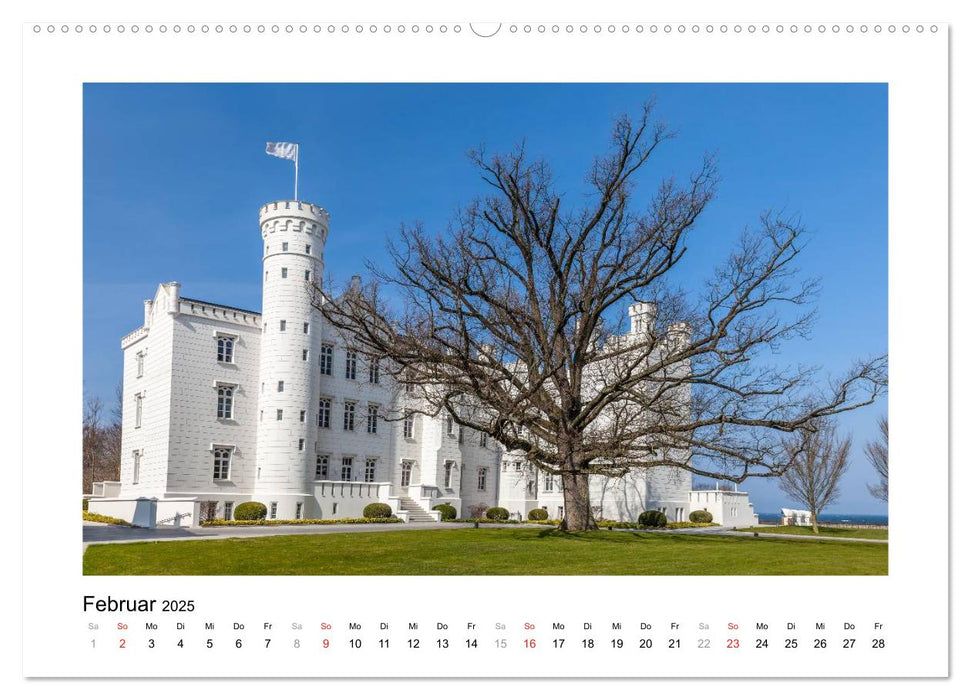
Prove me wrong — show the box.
[527,508,549,521]
[485,507,510,521]
[234,501,268,521]
[363,503,393,518]
[638,510,667,528]
[82,499,89,512]
[432,503,457,520]
[689,509,713,523]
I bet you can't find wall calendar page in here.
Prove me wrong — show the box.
[14,0,961,696]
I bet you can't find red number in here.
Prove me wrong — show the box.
[322,639,330,648]
[119,639,126,649]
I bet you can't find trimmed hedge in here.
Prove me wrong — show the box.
[689,509,713,523]
[363,503,393,518]
[527,508,549,521]
[234,501,268,521]
[485,507,510,521]
[432,504,457,520]
[201,518,402,527]
[638,510,667,528]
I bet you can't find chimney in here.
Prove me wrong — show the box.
[143,299,153,327]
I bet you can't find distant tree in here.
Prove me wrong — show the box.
[82,387,122,494]
[866,416,888,502]
[313,103,887,531]
[778,420,852,533]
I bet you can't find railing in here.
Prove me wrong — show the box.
[156,512,193,526]
[315,480,391,500]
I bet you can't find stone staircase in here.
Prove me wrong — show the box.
[396,496,437,523]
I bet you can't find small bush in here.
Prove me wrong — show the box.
[432,503,457,520]
[234,501,268,521]
[638,510,667,528]
[363,503,393,518]
[485,507,510,521]
[689,509,713,523]
[527,508,549,521]
[82,499,89,512]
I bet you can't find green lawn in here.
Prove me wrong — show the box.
[83,528,887,576]
[739,526,889,541]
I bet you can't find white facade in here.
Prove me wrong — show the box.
[688,490,760,528]
[89,197,759,527]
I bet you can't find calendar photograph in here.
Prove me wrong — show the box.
[80,82,889,577]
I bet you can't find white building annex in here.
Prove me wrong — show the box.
[86,197,759,528]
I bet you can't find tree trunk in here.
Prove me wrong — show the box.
[811,511,819,534]
[560,471,598,531]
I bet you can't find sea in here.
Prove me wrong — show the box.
[757,513,889,526]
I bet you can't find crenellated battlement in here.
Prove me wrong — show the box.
[259,200,329,228]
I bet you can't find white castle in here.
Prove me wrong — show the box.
[86,198,759,528]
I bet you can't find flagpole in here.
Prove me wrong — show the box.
[294,144,299,201]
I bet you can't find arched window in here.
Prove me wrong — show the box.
[216,385,234,419]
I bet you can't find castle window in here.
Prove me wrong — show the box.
[132,450,141,484]
[298,438,305,451]
[305,244,311,254]
[318,398,331,428]
[401,460,414,487]
[341,457,353,482]
[212,446,232,480]
[368,356,380,384]
[281,267,288,278]
[277,409,283,421]
[282,242,289,252]
[136,351,145,377]
[304,269,310,281]
[444,461,455,488]
[364,458,376,483]
[315,454,329,480]
[367,405,379,434]
[403,412,415,439]
[445,416,454,436]
[544,472,555,492]
[302,349,308,361]
[134,393,143,428]
[280,320,287,332]
[477,467,488,491]
[270,502,278,519]
[320,344,333,375]
[216,335,234,363]
[404,372,416,393]
[216,385,234,419]
[295,503,303,519]
[458,426,464,444]
[343,402,356,431]
[299,410,306,423]
[479,431,488,448]
[223,501,233,520]
[303,322,309,334]
[277,380,284,392]
[345,350,357,380]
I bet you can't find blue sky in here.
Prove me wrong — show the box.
[83,83,888,515]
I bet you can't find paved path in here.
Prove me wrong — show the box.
[82,521,478,549]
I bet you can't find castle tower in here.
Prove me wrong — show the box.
[253,200,329,512]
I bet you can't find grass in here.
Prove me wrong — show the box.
[739,525,889,540]
[83,527,887,576]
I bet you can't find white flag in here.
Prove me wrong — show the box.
[266,142,298,161]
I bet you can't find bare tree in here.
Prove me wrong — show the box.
[312,102,887,531]
[82,387,123,494]
[778,421,851,533]
[866,416,889,502]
